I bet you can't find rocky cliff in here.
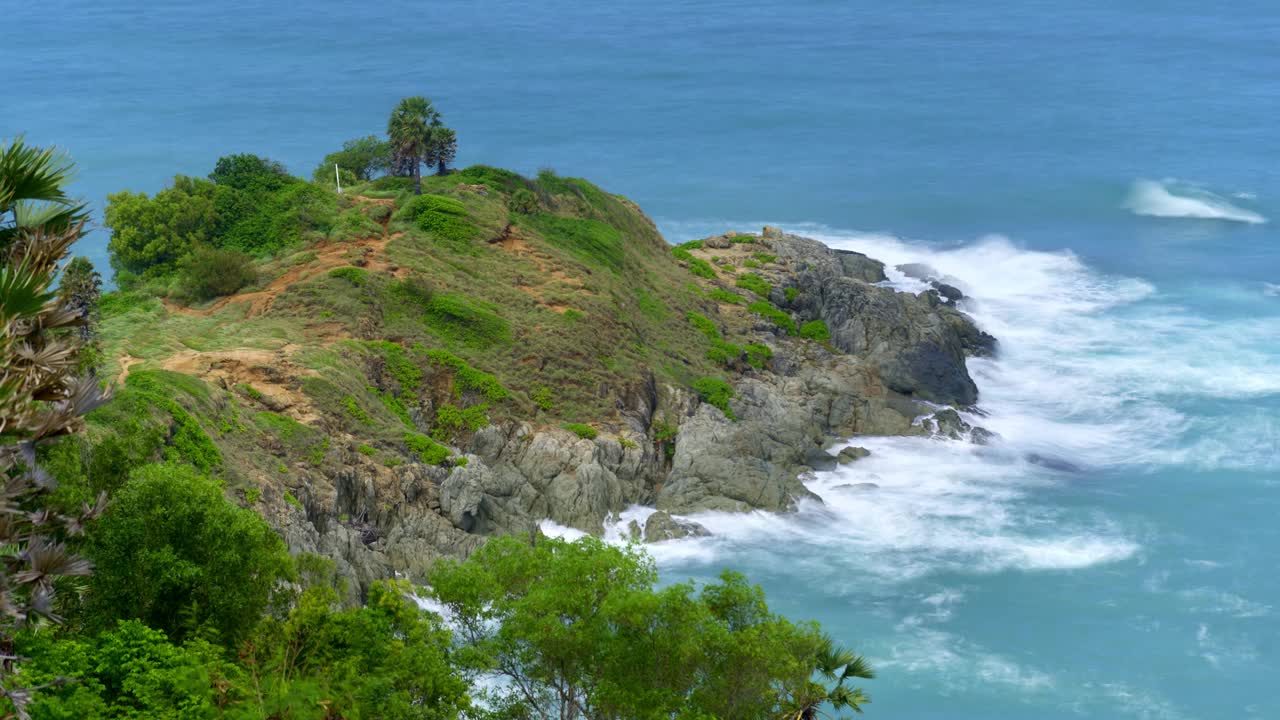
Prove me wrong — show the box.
[90,169,994,598]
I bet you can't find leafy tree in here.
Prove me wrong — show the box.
[0,137,105,718]
[104,176,216,279]
[387,96,440,195]
[429,535,874,719]
[428,126,457,176]
[178,246,256,300]
[313,135,390,183]
[207,153,291,192]
[56,257,102,374]
[84,463,292,647]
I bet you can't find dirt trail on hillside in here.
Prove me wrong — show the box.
[158,344,322,422]
[164,197,405,320]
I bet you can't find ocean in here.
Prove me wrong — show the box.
[6,1,1278,717]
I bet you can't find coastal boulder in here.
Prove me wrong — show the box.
[643,511,711,542]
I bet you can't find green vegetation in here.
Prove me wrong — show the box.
[693,377,737,420]
[563,422,598,440]
[397,193,479,252]
[746,342,774,369]
[356,443,377,456]
[433,403,488,441]
[749,300,798,335]
[524,212,625,273]
[800,319,831,341]
[426,349,510,401]
[672,246,717,278]
[429,536,872,718]
[387,95,454,194]
[531,385,555,412]
[424,293,511,346]
[84,463,292,647]
[313,134,390,183]
[785,286,800,302]
[405,431,451,465]
[708,287,746,304]
[736,272,772,298]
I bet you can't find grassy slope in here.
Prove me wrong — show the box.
[85,167,799,506]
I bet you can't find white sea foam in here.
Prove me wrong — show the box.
[1125,178,1267,224]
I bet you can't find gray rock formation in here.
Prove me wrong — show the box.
[643,511,710,541]
[837,446,871,464]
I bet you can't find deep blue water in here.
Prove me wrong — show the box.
[7,2,1279,717]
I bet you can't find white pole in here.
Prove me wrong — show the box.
[335,163,342,194]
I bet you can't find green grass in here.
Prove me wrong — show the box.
[524,213,625,273]
[784,287,800,303]
[745,343,773,369]
[672,247,716,279]
[799,319,831,342]
[693,377,736,421]
[424,294,511,347]
[397,194,480,253]
[433,403,489,441]
[425,350,510,402]
[748,301,797,336]
[563,423,598,440]
[707,288,745,305]
[328,266,369,286]
[404,432,450,465]
[735,273,772,298]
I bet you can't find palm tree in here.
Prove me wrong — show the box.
[1,137,105,718]
[386,96,440,195]
[782,634,875,720]
[430,126,457,176]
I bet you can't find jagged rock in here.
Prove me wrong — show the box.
[835,249,887,283]
[930,408,971,439]
[934,282,964,302]
[762,225,784,239]
[837,446,871,464]
[970,426,998,445]
[802,447,839,471]
[897,262,940,281]
[643,511,710,542]
[704,234,733,249]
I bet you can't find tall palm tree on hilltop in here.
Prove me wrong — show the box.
[387,96,439,195]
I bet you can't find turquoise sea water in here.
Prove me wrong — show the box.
[7,2,1278,717]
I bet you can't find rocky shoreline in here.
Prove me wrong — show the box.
[281,228,997,595]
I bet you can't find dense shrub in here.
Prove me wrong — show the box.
[313,135,390,183]
[800,319,831,341]
[508,188,540,214]
[328,266,369,286]
[217,181,337,255]
[85,463,293,646]
[397,193,478,251]
[105,176,216,276]
[693,377,736,420]
[208,153,293,192]
[433,403,489,441]
[179,246,256,299]
[746,342,774,369]
[708,288,746,304]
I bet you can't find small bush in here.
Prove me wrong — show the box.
[748,301,797,336]
[745,342,773,369]
[730,234,756,244]
[398,194,478,252]
[356,444,377,456]
[180,246,256,300]
[405,432,450,465]
[735,273,772,298]
[563,423,598,440]
[531,385,555,412]
[705,340,741,367]
[753,252,777,264]
[328,266,369,286]
[509,188,539,214]
[743,259,761,269]
[284,491,304,510]
[244,487,262,504]
[433,403,489,441]
[425,349,510,402]
[618,437,638,449]
[784,287,800,302]
[330,206,384,242]
[692,377,736,421]
[799,319,831,342]
[677,240,704,250]
[342,395,372,424]
[707,288,745,305]
[687,312,721,341]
